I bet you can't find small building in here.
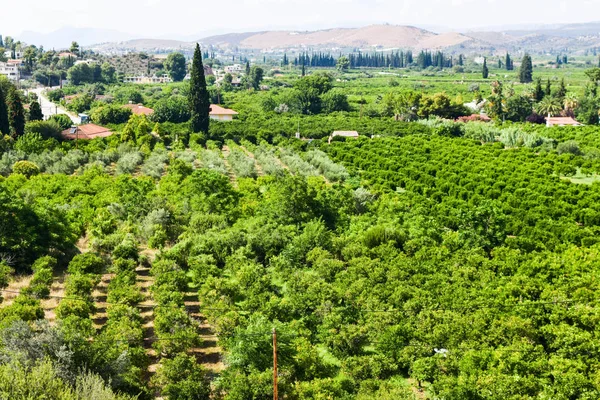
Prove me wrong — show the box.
[209,104,238,121]
[0,61,20,82]
[329,131,359,144]
[224,64,244,74]
[122,103,154,116]
[546,117,582,127]
[123,74,172,84]
[61,124,113,140]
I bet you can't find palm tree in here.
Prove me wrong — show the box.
[536,96,562,118]
[563,93,579,117]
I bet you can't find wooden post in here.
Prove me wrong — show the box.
[273,328,278,400]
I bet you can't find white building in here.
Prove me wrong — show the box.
[0,62,19,82]
[123,74,172,84]
[224,64,244,74]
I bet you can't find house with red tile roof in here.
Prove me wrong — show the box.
[209,104,238,121]
[546,117,583,127]
[122,103,154,116]
[61,124,114,140]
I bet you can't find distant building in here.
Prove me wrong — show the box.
[224,64,244,74]
[123,74,172,84]
[0,61,19,82]
[61,124,114,140]
[546,117,583,127]
[122,103,154,116]
[209,104,238,121]
[329,131,359,144]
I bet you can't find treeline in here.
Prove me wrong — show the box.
[293,52,336,67]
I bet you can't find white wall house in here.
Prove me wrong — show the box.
[0,62,19,81]
[224,64,244,74]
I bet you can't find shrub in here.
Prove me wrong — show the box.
[14,133,46,154]
[24,120,63,140]
[91,105,132,125]
[557,140,582,156]
[48,114,73,130]
[12,160,40,178]
[67,253,105,275]
[55,298,93,319]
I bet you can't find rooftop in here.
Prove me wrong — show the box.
[210,104,238,116]
[61,124,113,140]
[546,117,582,127]
[123,103,154,116]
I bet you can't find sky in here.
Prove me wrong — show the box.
[1,0,599,39]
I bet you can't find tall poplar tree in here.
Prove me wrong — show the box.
[482,58,489,79]
[188,44,210,134]
[6,84,25,137]
[0,84,9,135]
[519,54,533,83]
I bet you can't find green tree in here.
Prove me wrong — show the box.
[536,96,562,117]
[6,84,25,137]
[152,354,211,400]
[545,78,552,97]
[189,44,210,134]
[165,52,187,82]
[250,66,264,90]
[12,160,40,178]
[101,62,116,83]
[0,82,9,135]
[67,63,93,85]
[70,41,80,57]
[533,78,544,102]
[482,57,489,79]
[337,56,350,72]
[555,78,567,100]
[519,54,533,83]
[28,100,43,121]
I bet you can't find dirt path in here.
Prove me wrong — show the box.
[91,272,114,330]
[220,146,237,186]
[239,146,264,177]
[185,291,225,377]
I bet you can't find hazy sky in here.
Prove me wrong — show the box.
[2,0,599,38]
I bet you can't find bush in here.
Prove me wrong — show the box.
[91,105,132,125]
[24,120,62,140]
[55,298,93,319]
[48,114,73,130]
[152,353,211,400]
[557,140,582,156]
[12,160,40,178]
[14,133,46,154]
[151,95,191,123]
[67,253,105,275]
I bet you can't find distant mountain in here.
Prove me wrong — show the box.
[197,25,472,50]
[80,22,600,55]
[19,27,135,49]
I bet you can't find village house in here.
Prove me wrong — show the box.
[123,74,172,84]
[0,61,20,82]
[61,124,114,140]
[209,104,238,121]
[122,103,154,116]
[546,117,583,127]
[329,131,359,144]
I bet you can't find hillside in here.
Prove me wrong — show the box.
[199,24,471,50]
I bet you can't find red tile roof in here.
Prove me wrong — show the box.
[122,103,154,116]
[210,104,238,116]
[61,124,113,140]
[546,117,582,127]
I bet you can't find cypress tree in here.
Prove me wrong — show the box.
[556,78,566,100]
[301,64,305,77]
[6,85,25,137]
[519,54,533,83]
[482,58,489,79]
[505,53,512,70]
[0,85,9,135]
[534,78,544,102]
[0,35,3,47]
[245,61,250,76]
[545,78,552,97]
[188,44,210,134]
[28,100,43,121]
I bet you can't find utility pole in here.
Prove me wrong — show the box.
[273,328,278,400]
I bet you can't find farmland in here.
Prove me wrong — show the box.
[1,37,600,399]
